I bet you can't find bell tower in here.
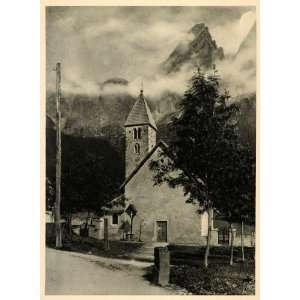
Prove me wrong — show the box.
[124,89,157,177]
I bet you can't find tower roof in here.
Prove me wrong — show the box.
[125,90,157,130]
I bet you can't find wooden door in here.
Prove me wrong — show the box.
[157,221,167,242]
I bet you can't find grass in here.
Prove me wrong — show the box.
[46,233,144,259]
[170,262,255,295]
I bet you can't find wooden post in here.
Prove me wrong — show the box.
[138,221,143,242]
[204,208,213,268]
[104,218,110,250]
[55,62,63,248]
[229,224,235,265]
[241,221,245,262]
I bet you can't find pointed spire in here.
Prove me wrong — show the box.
[141,79,144,94]
[125,89,157,130]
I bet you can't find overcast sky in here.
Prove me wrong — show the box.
[46,6,256,94]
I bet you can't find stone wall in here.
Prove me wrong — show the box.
[88,219,105,240]
[124,146,208,244]
[125,125,156,177]
[233,231,255,247]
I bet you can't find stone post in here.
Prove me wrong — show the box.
[153,247,170,286]
[211,228,219,246]
[229,228,237,246]
[104,218,110,250]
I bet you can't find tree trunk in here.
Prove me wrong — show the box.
[104,218,110,250]
[241,220,245,262]
[85,211,90,230]
[67,213,73,239]
[230,223,234,265]
[204,208,213,268]
[138,222,142,242]
[130,216,133,235]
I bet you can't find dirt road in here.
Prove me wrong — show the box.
[45,247,180,295]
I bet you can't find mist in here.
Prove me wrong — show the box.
[47,6,256,99]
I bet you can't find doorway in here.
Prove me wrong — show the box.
[156,221,167,242]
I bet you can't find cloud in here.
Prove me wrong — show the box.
[46,6,256,97]
[218,52,256,96]
[210,10,256,55]
[128,66,194,99]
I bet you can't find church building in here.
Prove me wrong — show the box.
[103,89,210,245]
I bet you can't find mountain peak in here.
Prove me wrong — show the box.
[161,23,224,74]
[189,23,208,36]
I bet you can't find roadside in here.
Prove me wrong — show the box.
[46,247,185,295]
[46,234,255,295]
[46,233,149,261]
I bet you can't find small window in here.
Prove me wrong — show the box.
[137,128,141,139]
[133,127,141,140]
[134,143,140,154]
[112,214,119,225]
[218,228,229,244]
[133,128,137,139]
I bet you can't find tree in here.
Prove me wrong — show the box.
[46,123,125,238]
[209,94,255,264]
[150,67,246,267]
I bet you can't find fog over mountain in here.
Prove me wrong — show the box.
[46,6,256,95]
[161,23,224,74]
[46,6,256,149]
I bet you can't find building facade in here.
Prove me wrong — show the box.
[103,89,255,247]
[103,90,209,245]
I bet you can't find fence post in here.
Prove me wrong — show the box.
[153,247,170,286]
[104,218,110,250]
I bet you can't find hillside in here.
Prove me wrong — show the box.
[46,117,124,212]
[46,22,256,192]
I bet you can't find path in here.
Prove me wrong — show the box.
[45,247,180,295]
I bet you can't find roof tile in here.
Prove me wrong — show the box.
[124,90,157,130]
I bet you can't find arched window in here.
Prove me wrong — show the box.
[134,143,140,154]
[133,128,137,139]
[133,127,141,140]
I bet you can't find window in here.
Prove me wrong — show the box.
[133,128,141,140]
[134,143,140,154]
[218,228,229,244]
[137,128,141,139]
[133,128,137,139]
[112,214,119,225]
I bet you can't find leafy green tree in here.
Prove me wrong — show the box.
[150,68,254,267]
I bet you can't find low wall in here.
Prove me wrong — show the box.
[233,232,255,247]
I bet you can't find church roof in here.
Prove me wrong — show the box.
[101,194,126,214]
[124,90,157,130]
[120,140,168,190]
[119,140,205,190]
[104,140,205,214]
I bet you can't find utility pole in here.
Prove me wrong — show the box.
[55,62,63,248]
